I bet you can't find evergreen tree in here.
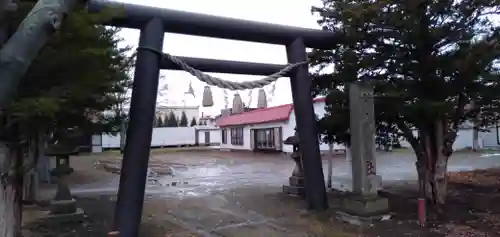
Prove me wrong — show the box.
[152,116,158,127]
[155,116,164,127]
[0,2,133,234]
[162,114,168,127]
[179,111,188,127]
[189,117,197,127]
[166,111,178,127]
[311,0,500,208]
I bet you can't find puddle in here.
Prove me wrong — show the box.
[480,152,500,157]
[76,153,500,198]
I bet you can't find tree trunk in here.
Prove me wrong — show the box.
[431,120,450,209]
[36,151,51,184]
[345,145,352,162]
[418,155,450,211]
[326,143,333,188]
[472,116,479,151]
[433,154,449,208]
[36,132,50,184]
[22,140,36,203]
[119,120,126,154]
[13,142,22,237]
[415,120,451,213]
[23,132,45,203]
[0,142,17,237]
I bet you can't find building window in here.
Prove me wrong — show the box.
[221,129,227,144]
[255,128,276,149]
[231,127,244,145]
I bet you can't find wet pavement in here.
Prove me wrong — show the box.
[69,150,500,198]
[48,150,500,237]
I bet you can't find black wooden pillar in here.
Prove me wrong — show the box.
[113,18,164,237]
[286,38,328,211]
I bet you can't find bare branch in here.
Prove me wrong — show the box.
[396,119,419,151]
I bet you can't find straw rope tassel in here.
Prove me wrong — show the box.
[232,93,244,114]
[202,86,214,107]
[257,88,267,108]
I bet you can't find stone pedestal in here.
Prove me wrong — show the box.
[282,175,305,197]
[341,194,388,216]
[50,199,77,214]
[282,133,306,198]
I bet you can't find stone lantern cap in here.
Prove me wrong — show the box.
[45,144,79,157]
[46,143,79,177]
[284,135,299,145]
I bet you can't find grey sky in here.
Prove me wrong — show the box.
[118,0,322,116]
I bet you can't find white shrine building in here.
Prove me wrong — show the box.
[216,97,345,153]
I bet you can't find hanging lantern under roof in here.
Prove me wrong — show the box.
[223,90,229,109]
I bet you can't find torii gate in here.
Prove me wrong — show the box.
[87,0,382,236]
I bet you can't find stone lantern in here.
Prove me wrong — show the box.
[282,131,305,198]
[44,142,84,222]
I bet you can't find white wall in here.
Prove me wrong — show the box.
[453,129,474,150]
[101,127,196,148]
[282,101,345,153]
[197,129,221,145]
[151,127,195,146]
[102,133,121,148]
[91,134,103,153]
[480,125,500,148]
[399,128,477,151]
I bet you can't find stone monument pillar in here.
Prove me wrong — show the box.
[119,120,127,154]
[342,83,388,216]
[282,131,305,198]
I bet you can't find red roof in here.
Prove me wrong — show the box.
[216,97,326,127]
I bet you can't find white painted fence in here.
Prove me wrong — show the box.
[101,127,197,148]
[196,129,221,145]
[399,127,499,150]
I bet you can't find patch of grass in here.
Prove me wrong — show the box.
[476,148,500,153]
[448,168,500,187]
[390,148,413,153]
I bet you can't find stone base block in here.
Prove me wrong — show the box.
[50,199,77,215]
[289,176,304,186]
[44,208,85,224]
[282,185,305,197]
[340,195,389,217]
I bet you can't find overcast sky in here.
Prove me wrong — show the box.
[117,0,322,116]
